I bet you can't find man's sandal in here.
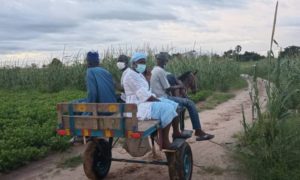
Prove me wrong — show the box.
[196,134,214,141]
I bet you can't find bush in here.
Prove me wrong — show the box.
[189,90,212,102]
[236,116,300,180]
[236,56,300,180]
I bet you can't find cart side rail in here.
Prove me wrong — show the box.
[56,103,159,138]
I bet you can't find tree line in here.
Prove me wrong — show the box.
[223,45,300,61]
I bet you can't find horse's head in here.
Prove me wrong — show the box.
[178,70,198,94]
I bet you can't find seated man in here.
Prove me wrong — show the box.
[85,51,117,104]
[116,54,130,88]
[72,51,117,104]
[70,51,116,143]
[150,52,214,141]
[116,54,130,102]
[123,52,182,149]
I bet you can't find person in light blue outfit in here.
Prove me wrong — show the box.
[151,98,179,128]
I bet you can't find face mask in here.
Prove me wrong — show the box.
[116,62,126,70]
[135,64,146,73]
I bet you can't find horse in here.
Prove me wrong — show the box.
[142,68,198,97]
[167,70,198,97]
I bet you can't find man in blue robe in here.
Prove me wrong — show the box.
[85,51,116,103]
[70,51,116,143]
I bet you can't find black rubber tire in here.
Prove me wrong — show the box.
[165,142,193,180]
[83,139,112,180]
[179,109,186,131]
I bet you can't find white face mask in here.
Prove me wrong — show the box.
[116,62,126,70]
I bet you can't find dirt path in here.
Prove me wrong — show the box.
[0,77,268,180]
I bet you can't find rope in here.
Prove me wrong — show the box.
[208,140,234,151]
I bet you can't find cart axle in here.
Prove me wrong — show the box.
[111,158,168,166]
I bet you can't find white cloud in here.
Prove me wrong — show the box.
[0,0,299,63]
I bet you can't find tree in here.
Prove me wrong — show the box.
[279,46,300,59]
[223,49,234,58]
[31,63,38,68]
[235,45,242,54]
[235,45,242,61]
[49,58,63,67]
[240,51,265,61]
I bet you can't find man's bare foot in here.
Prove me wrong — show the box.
[172,132,192,139]
[172,131,182,137]
[162,141,171,149]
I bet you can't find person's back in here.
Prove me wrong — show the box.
[151,66,170,98]
[69,51,116,143]
[85,51,116,103]
[86,67,116,103]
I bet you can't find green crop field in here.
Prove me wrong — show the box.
[0,52,299,180]
[0,90,85,171]
[0,54,246,172]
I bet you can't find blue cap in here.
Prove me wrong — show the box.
[86,51,100,67]
[130,52,147,63]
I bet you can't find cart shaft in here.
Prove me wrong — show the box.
[111,158,168,165]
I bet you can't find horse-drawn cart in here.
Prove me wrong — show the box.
[56,103,193,180]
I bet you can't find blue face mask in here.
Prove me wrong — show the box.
[135,64,146,73]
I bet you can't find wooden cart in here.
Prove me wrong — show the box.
[57,103,193,180]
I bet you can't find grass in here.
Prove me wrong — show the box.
[57,155,83,169]
[203,92,235,109]
[235,56,300,180]
[0,54,243,93]
[167,57,242,92]
[195,91,235,110]
[0,89,85,172]
[198,165,225,175]
[191,76,246,110]
[236,115,300,180]
[0,52,248,172]
[189,90,213,102]
[230,77,248,90]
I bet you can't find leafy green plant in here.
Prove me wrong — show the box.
[236,55,300,180]
[0,49,249,172]
[0,90,85,172]
[57,155,82,169]
[189,90,212,102]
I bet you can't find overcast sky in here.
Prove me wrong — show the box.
[0,0,299,63]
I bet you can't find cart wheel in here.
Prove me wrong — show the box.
[83,139,112,180]
[165,142,193,180]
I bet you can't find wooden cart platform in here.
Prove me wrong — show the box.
[56,103,160,138]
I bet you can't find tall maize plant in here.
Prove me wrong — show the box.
[0,53,242,93]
